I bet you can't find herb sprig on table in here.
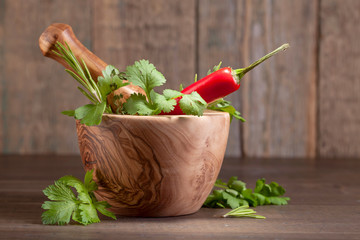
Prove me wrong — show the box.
[204,177,290,209]
[41,170,116,225]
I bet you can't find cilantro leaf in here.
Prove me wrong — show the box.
[123,93,156,115]
[124,59,208,117]
[207,99,245,122]
[79,203,100,225]
[179,91,207,116]
[97,65,129,100]
[151,91,177,113]
[43,180,77,202]
[125,59,166,93]
[73,102,106,126]
[41,170,116,226]
[203,177,290,209]
[163,89,183,99]
[94,201,117,220]
[42,200,77,225]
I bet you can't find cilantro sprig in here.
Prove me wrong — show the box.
[123,60,207,116]
[41,170,116,225]
[203,177,290,209]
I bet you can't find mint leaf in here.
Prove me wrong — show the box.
[179,91,207,116]
[74,102,106,126]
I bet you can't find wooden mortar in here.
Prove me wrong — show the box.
[76,111,230,217]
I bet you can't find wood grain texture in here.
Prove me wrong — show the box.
[1,155,360,239]
[318,0,360,157]
[92,0,196,91]
[76,111,230,216]
[241,0,318,157]
[0,0,92,154]
[198,0,246,157]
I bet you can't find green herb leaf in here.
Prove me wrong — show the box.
[203,177,290,209]
[61,110,75,117]
[123,93,156,115]
[207,99,245,122]
[179,91,207,116]
[97,65,129,100]
[125,59,166,94]
[163,89,183,99]
[42,200,77,225]
[151,91,177,113]
[41,170,116,226]
[74,102,106,126]
[94,201,117,220]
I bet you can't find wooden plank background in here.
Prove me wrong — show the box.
[0,0,359,158]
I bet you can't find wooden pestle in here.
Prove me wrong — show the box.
[39,23,143,111]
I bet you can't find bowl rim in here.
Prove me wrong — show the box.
[101,110,229,120]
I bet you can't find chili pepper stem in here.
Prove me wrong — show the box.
[234,43,290,82]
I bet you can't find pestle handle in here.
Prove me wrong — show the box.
[39,23,144,111]
[39,23,107,80]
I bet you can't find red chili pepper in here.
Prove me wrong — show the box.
[167,43,289,115]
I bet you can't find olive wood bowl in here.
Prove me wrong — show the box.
[76,110,230,217]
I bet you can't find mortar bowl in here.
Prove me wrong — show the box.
[76,110,230,217]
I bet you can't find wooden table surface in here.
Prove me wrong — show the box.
[0,155,359,239]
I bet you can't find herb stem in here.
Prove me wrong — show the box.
[214,183,228,189]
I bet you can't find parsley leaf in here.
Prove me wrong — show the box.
[41,170,116,225]
[125,59,166,95]
[207,99,245,122]
[203,177,290,209]
[179,91,207,116]
[71,102,107,126]
[124,60,207,116]
[97,65,129,100]
[123,93,156,115]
